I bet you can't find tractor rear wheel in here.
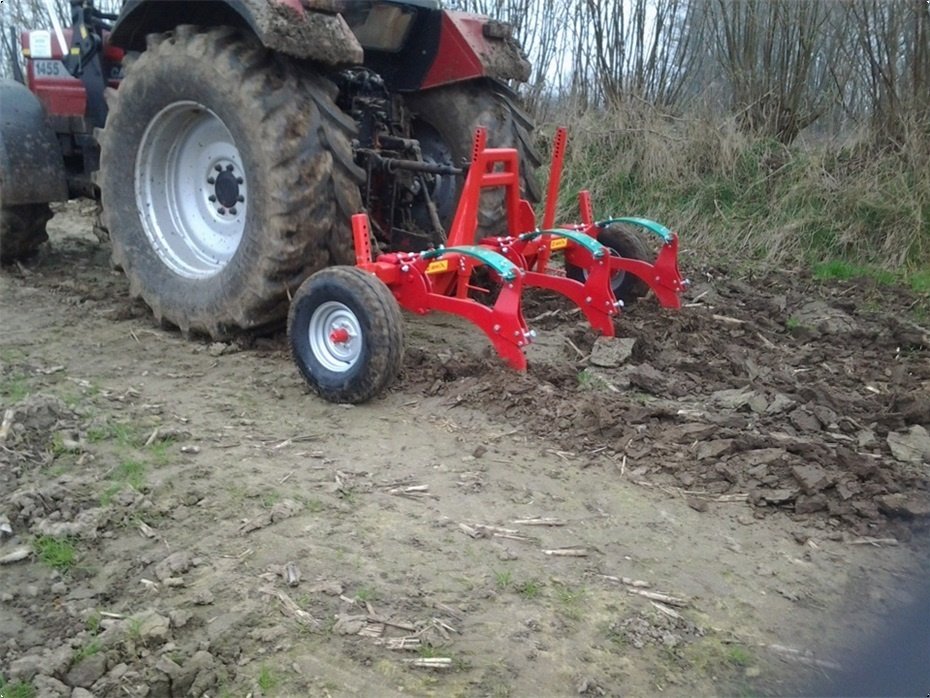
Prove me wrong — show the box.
[0,204,52,263]
[404,81,541,237]
[566,224,651,304]
[98,26,362,338]
[288,267,404,404]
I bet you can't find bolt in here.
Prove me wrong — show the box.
[401,264,409,272]
[237,195,245,203]
[514,331,520,337]
[207,176,216,185]
[218,207,227,215]
[229,207,237,215]
[585,296,592,304]
[236,177,244,185]
[208,195,217,203]
[493,324,501,333]
[215,164,223,172]
[226,164,235,172]
[655,276,661,282]
[526,330,537,340]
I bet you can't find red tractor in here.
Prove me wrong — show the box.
[1,0,539,334]
[2,1,686,403]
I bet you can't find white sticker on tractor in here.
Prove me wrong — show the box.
[30,31,53,59]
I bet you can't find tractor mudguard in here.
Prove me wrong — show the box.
[0,79,68,207]
[418,11,531,89]
[110,0,363,66]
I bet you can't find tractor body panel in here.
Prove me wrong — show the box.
[0,79,68,207]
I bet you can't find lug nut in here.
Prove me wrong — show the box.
[207,176,216,185]
[215,164,223,172]
[236,177,244,185]
[226,164,235,172]
[229,207,237,215]
[237,195,245,203]
[218,207,227,215]
[208,195,217,203]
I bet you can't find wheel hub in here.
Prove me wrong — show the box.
[136,101,247,279]
[309,301,362,373]
[208,164,244,215]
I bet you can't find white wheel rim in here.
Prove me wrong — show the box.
[136,101,247,279]
[309,301,363,373]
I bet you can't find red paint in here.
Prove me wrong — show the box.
[329,328,350,344]
[421,12,487,89]
[349,127,686,371]
[23,30,124,118]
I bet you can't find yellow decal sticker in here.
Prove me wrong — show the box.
[550,237,569,251]
[426,260,449,274]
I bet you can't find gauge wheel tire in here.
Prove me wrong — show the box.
[566,224,651,304]
[98,25,362,338]
[404,80,542,237]
[288,266,404,404]
[0,204,52,263]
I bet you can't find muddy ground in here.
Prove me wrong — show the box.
[1,202,929,697]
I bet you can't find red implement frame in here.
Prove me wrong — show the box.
[350,126,687,369]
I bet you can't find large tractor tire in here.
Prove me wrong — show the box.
[0,204,53,263]
[98,26,362,338]
[404,81,541,238]
[1,79,67,263]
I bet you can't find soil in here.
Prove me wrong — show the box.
[1,202,928,697]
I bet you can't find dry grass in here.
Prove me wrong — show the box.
[539,99,930,280]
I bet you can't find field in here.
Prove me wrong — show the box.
[1,203,928,697]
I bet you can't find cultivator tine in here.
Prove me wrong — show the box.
[593,216,688,309]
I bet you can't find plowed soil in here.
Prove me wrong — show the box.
[2,203,928,697]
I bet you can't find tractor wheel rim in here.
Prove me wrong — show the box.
[136,101,247,279]
[309,301,363,373]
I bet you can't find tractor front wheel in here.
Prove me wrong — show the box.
[288,267,404,404]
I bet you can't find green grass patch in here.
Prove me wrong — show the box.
[115,460,146,490]
[0,678,37,698]
[100,460,146,505]
[515,580,542,600]
[33,536,76,572]
[552,582,586,619]
[147,438,175,466]
[813,260,897,285]
[0,373,30,402]
[726,644,754,667]
[85,611,103,635]
[494,569,513,590]
[354,586,377,603]
[908,268,930,294]
[257,665,279,694]
[72,639,102,663]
